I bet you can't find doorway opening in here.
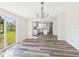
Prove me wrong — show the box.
[32,20,53,39]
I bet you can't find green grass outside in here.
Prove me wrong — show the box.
[0,30,3,33]
[0,24,4,49]
[0,35,4,49]
[7,30,16,46]
[0,31,4,49]
[0,25,16,48]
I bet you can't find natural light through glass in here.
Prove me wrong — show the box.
[6,17,16,46]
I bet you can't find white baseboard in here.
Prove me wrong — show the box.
[65,39,79,51]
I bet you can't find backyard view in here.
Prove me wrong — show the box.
[6,17,16,46]
[0,17,4,49]
[0,17,16,50]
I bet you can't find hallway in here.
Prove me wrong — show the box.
[4,34,79,57]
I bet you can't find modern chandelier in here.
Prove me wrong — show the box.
[36,2,49,18]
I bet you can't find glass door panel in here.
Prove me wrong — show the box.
[0,17,4,49]
[6,17,16,46]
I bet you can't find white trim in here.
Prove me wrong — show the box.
[65,39,79,51]
[0,42,16,53]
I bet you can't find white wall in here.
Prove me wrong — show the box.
[26,18,32,39]
[52,16,57,35]
[56,6,79,50]
[16,18,28,42]
[65,7,79,50]
[0,8,28,43]
[57,13,65,40]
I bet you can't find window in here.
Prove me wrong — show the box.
[0,16,16,50]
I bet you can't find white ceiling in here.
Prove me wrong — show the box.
[0,2,79,18]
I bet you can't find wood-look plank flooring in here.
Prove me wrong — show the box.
[4,34,79,57]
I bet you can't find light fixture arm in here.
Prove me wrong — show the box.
[36,2,49,18]
[41,2,44,18]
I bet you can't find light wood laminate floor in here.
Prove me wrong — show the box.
[4,34,79,57]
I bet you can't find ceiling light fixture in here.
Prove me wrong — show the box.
[36,2,49,19]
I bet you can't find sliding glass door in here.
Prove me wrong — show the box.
[6,17,16,46]
[0,16,16,50]
[0,17,4,50]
